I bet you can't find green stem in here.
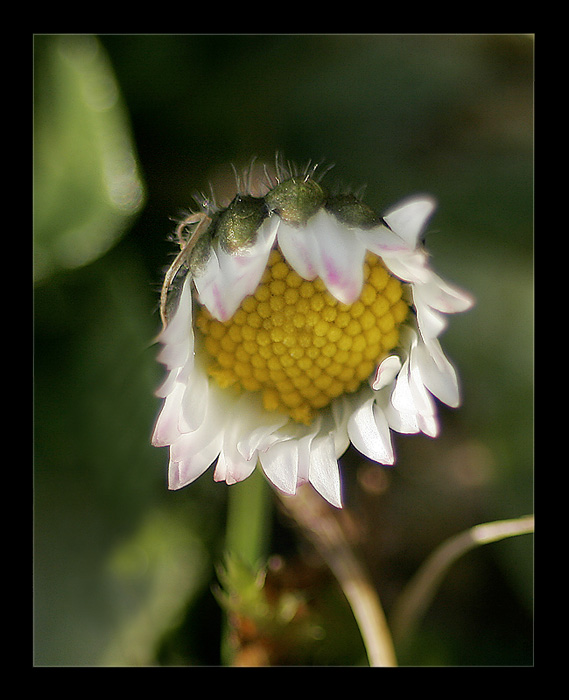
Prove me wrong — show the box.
[224,468,272,569]
[221,469,272,665]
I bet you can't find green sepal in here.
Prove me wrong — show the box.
[187,223,215,275]
[216,195,268,253]
[325,193,381,229]
[265,177,326,226]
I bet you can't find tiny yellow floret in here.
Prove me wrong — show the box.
[196,248,408,424]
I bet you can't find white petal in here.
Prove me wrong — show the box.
[280,210,368,304]
[383,196,436,249]
[348,397,394,465]
[385,398,420,435]
[179,367,209,432]
[156,335,190,372]
[414,299,449,340]
[167,380,228,488]
[415,337,461,408]
[390,354,428,418]
[276,220,319,280]
[356,224,411,255]
[156,276,194,370]
[390,353,439,437]
[194,218,279,322]
[219,218,279,312]
[296,429,319,485]
[192,247,224,318]
[209,393,289,465]
[380,250,432,285]
[237,414,291,461]
[158,274,194,344]
[213,448,256,486]
[169,379,227,460]
[264,415,323,488]
[155,367,178,399]
[169,433,223,490]
[309,210,367,304]
[170,417,216,465]
[330,396,353,457]
[195,249,253,322]
[308,433,343,508]
[151,378,185,447]
[259,439,299,495]
[415,272,475,315]
[372,355,402,391]
[213,394,284,485]
[417,408,439,438]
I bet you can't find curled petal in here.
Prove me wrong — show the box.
[383,196,437,249]
[296,428,320,486]
[168,380,228,487]
[155,366,179,399]
[372,355,402,391]
[237,417,289,462]
[329,396,353,457]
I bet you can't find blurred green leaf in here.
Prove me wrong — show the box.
[99,507,209,666]
[34,35,145,283]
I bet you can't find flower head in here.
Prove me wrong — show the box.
[152,160,473,508]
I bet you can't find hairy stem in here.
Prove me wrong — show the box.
[278,485,397,667]
[390,514,534,647]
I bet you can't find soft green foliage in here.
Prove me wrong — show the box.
[34,35,144,282]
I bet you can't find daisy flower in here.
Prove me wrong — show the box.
[152,160,473,508]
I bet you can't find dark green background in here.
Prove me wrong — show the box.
[34,34,533,666]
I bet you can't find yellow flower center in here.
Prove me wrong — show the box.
[196,248,408,425]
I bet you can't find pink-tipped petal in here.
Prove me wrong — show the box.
[276,221,319,280]
[169,433,223,490]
